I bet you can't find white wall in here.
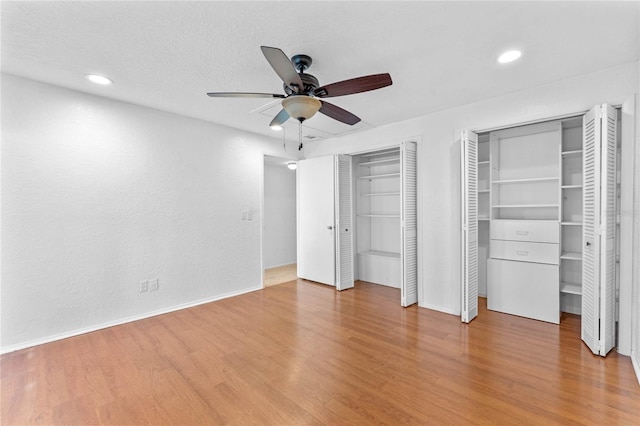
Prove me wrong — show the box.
[305,61,639,318]
[263,161,297,268]
[0,74,296,352]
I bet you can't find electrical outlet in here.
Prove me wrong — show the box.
[149,279,159,291]
[139,280,149,293]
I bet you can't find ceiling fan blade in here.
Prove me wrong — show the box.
[260,46,304,92]
[207,92,285,98]
[319,101,361,125]
[314,73,392,98]
[270,109,290,127]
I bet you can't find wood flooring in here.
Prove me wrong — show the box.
[264,263,297,287]
[2,280,639,425]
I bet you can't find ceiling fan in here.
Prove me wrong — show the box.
[207,46,392,128]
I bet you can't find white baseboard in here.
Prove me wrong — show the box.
[632,351,640,386]
[420,301,459,316]
[1,285,262,355]
[264,262,296,270]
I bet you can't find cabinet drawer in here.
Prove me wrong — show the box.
[490,220,559,243]
[490,240,558,265]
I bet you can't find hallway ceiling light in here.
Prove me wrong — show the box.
[287,161,297,170]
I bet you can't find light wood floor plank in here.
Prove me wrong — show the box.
[264,263,297,287]
[2,280,639,425]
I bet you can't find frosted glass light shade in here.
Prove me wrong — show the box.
[282,96,321,122]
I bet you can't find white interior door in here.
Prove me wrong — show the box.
[599,104,617,356]
[335,155,354,291]
[297,156,336,286]
[582,104,617,356]
[461,130,479,322]
[582,105,602,354]
[401,141,418,306]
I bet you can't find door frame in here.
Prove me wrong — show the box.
[260,154,299,288]
[344,138,422,306]
[458,96,638,358]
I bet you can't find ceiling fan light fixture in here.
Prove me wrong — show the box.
[270,124,283,131]
[282,96,321,122]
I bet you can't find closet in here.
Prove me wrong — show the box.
[297,141,417,307]
[461,103,619,356]
[354,148,402,288]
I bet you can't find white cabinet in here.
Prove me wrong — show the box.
[487,121,562,324]
[488,259,559,323]
[491,220,559,243]
[490,239,559,265]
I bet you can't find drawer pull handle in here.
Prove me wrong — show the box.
[516,230,529,235]
[516,250,529,256]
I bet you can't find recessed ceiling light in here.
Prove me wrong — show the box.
[86,74,113,85]
[498,50,522,64]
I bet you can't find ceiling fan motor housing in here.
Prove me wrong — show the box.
[284,73,319,95]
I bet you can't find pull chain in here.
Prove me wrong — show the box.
[282,124,286,152]
[298,121,303,151]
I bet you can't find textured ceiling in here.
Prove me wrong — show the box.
[2,1,638,143]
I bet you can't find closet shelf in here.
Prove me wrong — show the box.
[359,149,399,158]
[492,219,558,222]
[358,173,400,180]
[562,149,583,156]
[561,252,582,261]
[478,189,490,193]
[492,204,559,208]
[361,192,400,197]
[478,218,490,221]
[560,282,582,295]
[358,158,400,166]
[358,250,400,259]
[562,185,583,189]
[492,177,559,184]
[478,160,490,165]
[561,221,582,226]
[358,214,400,218]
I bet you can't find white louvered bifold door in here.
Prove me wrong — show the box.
[599,104,617,356]
[582,106,601,354]
[461,130,479,323]
[335,154,354,291]
[401,141,418,307]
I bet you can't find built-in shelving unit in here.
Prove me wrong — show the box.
[485,120,562,323]
[355,148,402,288]
[559,117,583,314]
[476,133,491,297]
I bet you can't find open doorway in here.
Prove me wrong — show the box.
[263,155,298,287]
